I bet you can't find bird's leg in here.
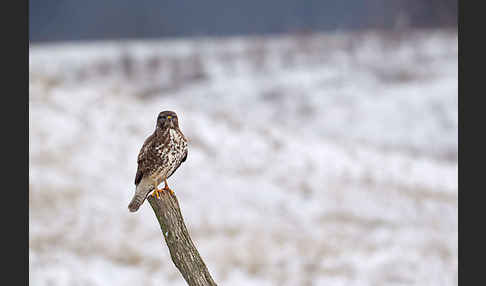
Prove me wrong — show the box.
[162,178,175,196]
[150,179,164,199]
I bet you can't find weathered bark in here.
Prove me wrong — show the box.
[147,191,217,286]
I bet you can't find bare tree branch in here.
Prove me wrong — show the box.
[147,191,217,286]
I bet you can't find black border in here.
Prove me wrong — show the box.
[3,0,28,284]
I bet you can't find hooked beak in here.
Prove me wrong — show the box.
[167,116,175,127]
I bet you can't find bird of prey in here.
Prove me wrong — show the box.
[128,110,188,212]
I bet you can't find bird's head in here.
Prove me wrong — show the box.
[156,110,179,130]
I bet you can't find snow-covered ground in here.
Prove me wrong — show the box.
[29,29,457,286]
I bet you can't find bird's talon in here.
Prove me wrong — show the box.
[162,179,175,196]
[162,185,173,196]
[152,188,162,199]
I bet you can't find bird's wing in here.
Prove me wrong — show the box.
[181,149,187,162]
[177,128,188,163]
[134,169,143,186]
[135,133,155,186]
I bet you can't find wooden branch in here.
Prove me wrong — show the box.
[147,191,217,286]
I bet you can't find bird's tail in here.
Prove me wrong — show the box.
[128,183,153,212]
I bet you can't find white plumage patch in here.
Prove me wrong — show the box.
[152,128,188,184]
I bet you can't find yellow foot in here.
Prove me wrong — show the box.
[163,179,175,196]
[151,188,163,199]
[163,185,175,196]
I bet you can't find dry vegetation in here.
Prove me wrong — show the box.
[30,29,457,286]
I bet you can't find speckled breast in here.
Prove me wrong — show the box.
[153,128,188,182]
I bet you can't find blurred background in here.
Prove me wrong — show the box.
[29,1,458,285]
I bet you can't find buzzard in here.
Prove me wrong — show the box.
[128,110,188,212]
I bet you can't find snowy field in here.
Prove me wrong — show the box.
[29,29,457,286]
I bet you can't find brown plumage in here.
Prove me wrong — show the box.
[128,111,188,212]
